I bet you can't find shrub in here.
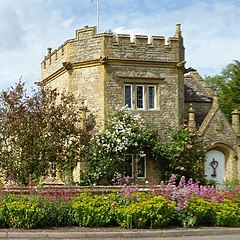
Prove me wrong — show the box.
[4,195,44,228]
[115,195,175,229]
[37,197,74,227]
[186,197,215,227]
[1,182,240,229]
[80,106,159,185]
[0,193,74,229]
[154,127,206,183]
[213,200,240,227]
[72,192,116,227]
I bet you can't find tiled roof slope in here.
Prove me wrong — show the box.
[184,71,214,103]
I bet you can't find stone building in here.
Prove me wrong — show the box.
[40,24,240,184]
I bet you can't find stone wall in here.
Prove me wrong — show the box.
[41,25,186,129]
[201,109,238,180]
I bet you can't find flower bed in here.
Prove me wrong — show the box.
[0,176,240,229]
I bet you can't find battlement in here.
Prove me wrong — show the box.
[41,24,184,81]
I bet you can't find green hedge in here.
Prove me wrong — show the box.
[0,192,240,229]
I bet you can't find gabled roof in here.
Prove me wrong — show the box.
[198,97,219,136]
[184,71,214,103]
[197,95,237,139]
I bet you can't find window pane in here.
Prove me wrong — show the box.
[124,85,132,108]
[136,85,144,109]
[148,86,155,109]
[124,154,133,178]
[137,156,146,178]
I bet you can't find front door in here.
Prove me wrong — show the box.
[205,150,225,184]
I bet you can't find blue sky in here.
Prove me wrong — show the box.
[0,0,239,90]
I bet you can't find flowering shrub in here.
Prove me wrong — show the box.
[72,192,116,227]
[213,200,240,227]
[114,195,175,229]
[155,175,223,205]
[153,175,225,227]
[81,107,206,185]
[186,197,215,227]
[80,106,158,185]
[0,179,240,229]
[154,127,206,183]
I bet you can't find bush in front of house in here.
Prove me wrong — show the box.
[72,192,117,227]
[114,195,175,229]
[0,193,74,229]
[213,199,240,227]
[80,106,159,186]
[0,177,240,229]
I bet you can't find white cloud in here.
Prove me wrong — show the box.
[0,0,239,90]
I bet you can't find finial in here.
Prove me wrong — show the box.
[232,109,240,134]
[232,109,240,115]
[47,47,52,56]
[188,103,196,131]
[213,94,219,106]
[174,24,182,38]
[188,103,195,113]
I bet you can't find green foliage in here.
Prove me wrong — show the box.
[0,194,73,229]
[3,195,44,228]
[0,187,240,229]
[205,60,240,120]
[173,196,240,228]
[115,195,175,229]
[0,81,91,185]
[81,107,205,185]
[213,200,240,227]
[72,192,117,227]
[154,127,206,182]
[80,106,158,185]
[186,197,215,227]
[36,197,74,227]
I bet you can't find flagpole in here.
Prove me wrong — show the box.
[97,0,99,33]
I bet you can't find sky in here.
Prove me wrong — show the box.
[0,0,239,91]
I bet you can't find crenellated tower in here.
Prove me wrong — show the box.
[40,24,186,129]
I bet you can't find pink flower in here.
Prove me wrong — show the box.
[180,148,184,152]
[176,154,180,157]
[187,145,193,149]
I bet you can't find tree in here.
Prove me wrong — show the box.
[0,81,91,186]
[205,60,240,120]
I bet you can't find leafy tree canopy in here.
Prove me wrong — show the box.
[0,81,91,186]
[205,60,240,120]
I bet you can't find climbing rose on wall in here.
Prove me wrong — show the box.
[80,106,158,185]
[154,126,206,183]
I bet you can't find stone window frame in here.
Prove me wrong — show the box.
[148,85,157,110]
[124,154,146,179]
[136,84,145,109]
[119,76,164,111]
[124,84,133,109]
[124,83,157,110]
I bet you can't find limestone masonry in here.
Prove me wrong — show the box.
[40,24,240,184]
